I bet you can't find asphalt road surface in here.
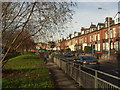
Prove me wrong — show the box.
[54,55,120,87]
[58,55,119,77]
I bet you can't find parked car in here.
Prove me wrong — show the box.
[63,53,73,57]
[55,52,61,55]
[73,56,100,69]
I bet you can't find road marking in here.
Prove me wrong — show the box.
[112,70,119,74]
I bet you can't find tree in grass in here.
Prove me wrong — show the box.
[1,2,76,67]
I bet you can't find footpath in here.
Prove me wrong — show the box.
[46,59,82,89]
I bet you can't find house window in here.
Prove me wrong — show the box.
[106,42,109,51]
[84,37,86,42]
[90,36,92,42]
[82,31,84,35]
[95,44,97,51]
[114,41,119,51]
[90,29,92,32]
[98,43,100,51]
[98,26,100,30]
[119,26,120,37]
[94,28,96,31]
[101,25,104,28]
[113,28,116,38]
[94,34,96,41]
[79,39,81,44]
[86,37,87,42]
[93,34,96,41]
[110,29,113,38]
[103,43,106,50]
[80,38,83,43]
[105,22,108,27]
[98,33,100,40]
[111,42,114,49]
[118,18,120,22]
[83,38,84,43]
[93,35,94,41]
[116,19,117,22]
[75,40,78,44]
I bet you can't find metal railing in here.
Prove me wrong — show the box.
[51,55,120,89]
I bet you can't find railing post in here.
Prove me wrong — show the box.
[68,63,70,75]
[70,63,72,77]
[66,62,68,74]
[58,58,60,67]
[56,58,58,65]
[59,59,61,67]
[95,70,98,89]
[65,62,67,74]
[78,64,82,87]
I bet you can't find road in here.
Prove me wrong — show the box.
[98,64,119,77]
[61,55,120,86]
[57,55,119,77]
[51,54,120,87]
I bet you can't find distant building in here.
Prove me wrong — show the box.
[114,12,120,24]
[97,23,105,30]
[36,42,48,50]
[57,12,120,53]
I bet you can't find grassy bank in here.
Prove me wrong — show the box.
[2,54,54,88]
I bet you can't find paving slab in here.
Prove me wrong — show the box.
[46,59,82,89]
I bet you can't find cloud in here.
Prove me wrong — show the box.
[63,2,118,37]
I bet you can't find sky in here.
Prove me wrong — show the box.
[60,2,119,40]
[2,0,118,42]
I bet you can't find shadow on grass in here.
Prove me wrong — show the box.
[2,68,54,88]
[3,67,49,77]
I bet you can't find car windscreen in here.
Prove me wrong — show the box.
[81,56,96,60]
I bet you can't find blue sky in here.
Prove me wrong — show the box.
[61,2,119,39]
[5,1,118,42]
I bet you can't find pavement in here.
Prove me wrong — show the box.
[46,59,82,89]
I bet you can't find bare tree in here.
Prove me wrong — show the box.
[1,2,76,67]
[1,2,36,67]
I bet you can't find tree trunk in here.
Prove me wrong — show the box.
[1,3,36,67]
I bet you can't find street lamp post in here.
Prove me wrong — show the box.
[108,17,111,60]
[98,7,111,60]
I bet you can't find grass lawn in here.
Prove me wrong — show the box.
[2,54,54,88]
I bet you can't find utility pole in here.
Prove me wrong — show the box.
[107,17,111,60]
[98,7,111,60]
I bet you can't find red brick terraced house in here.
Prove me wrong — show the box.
[57,12,120,54]
[36,43,48,50]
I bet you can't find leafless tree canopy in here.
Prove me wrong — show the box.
[1,2,76,66]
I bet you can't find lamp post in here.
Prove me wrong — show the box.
[98,7,111,60]
[107,17,111,60]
